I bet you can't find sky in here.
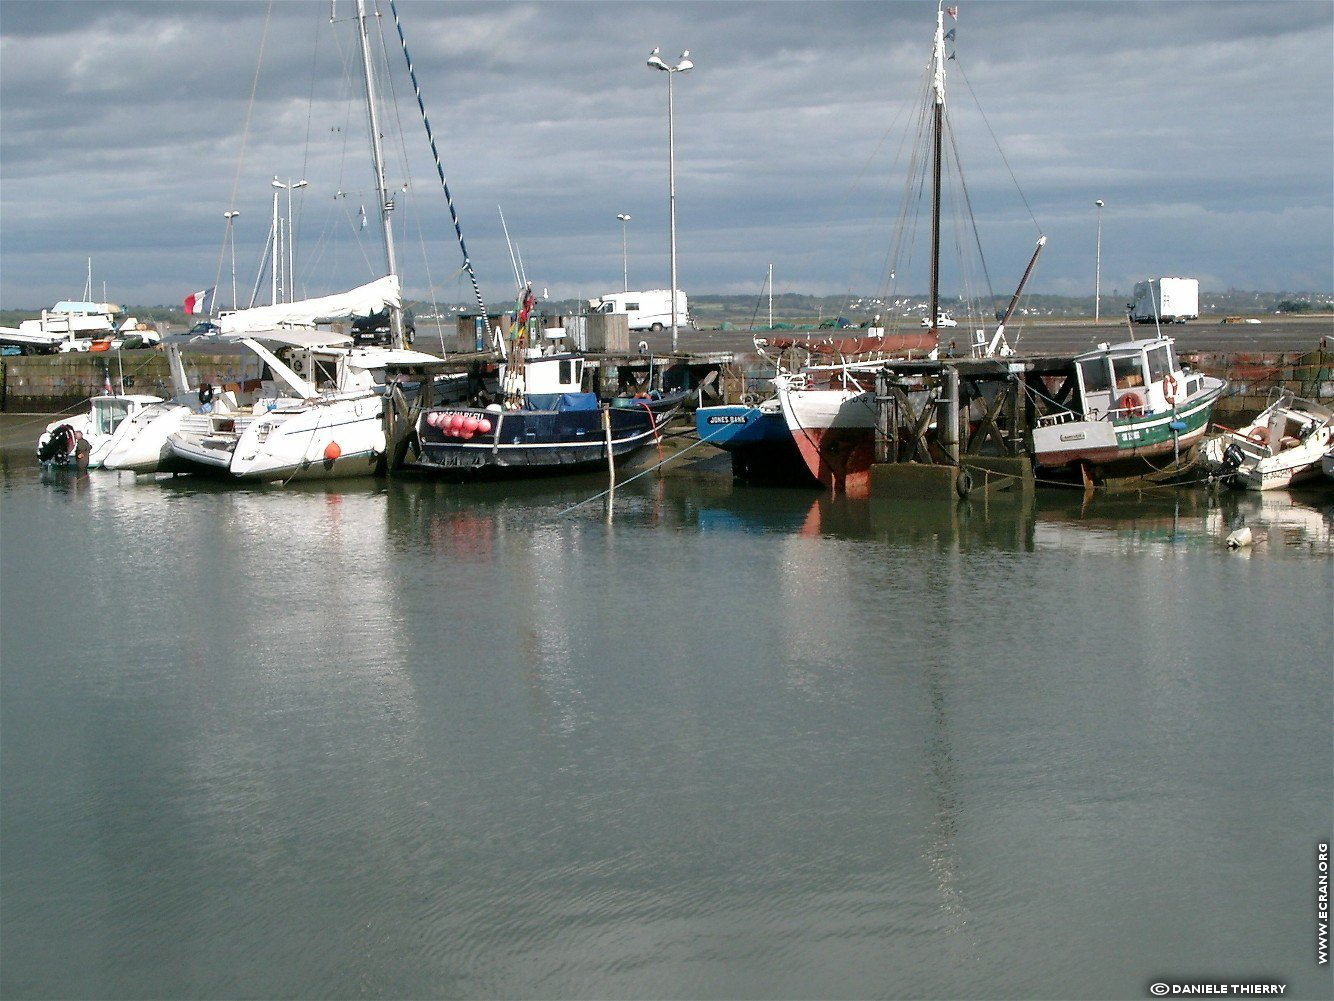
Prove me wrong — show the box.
[1,0,1331,312]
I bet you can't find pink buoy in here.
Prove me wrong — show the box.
[464,417,480,434]
[478,418,492,434]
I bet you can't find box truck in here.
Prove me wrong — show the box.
[1128,278,1199,324]
[588,289,689,332]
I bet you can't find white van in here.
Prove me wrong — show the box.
[588,289,689,332]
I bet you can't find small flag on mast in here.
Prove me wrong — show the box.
[946,6,958,18]
[183,287,216,315]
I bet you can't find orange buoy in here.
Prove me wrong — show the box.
[324,441,341,461]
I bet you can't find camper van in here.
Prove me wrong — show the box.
[588,289,689,332]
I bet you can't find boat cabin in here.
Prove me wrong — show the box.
[1072,337,1200,420]
[523,352,585,397]
[88,394,162,436]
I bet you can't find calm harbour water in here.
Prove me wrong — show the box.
[1,430,1331,1001]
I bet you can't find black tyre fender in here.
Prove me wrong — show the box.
[955,468,974,499]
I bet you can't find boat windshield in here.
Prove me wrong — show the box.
[91,399,133,435]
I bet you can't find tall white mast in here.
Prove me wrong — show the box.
[928,2,948,339]
[354,0,404,348]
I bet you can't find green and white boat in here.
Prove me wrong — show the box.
[1032,335,1227,483]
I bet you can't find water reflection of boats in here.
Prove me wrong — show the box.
[1032,487,1330,554]
[1202,489,1331,552]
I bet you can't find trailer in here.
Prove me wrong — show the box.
[1128,278,1199,324]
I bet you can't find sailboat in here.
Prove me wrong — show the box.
[773,1,1044,496]
[159,3,443,481]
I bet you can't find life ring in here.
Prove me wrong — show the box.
[1162,373,1179,405]
[1117,391,1144,417]
[198,383,215,405]
[1247,427,1269,445]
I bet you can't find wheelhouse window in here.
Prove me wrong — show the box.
[1078,357,1111,393]
[1112,354,1145,389]
[1145,345,1172,383]
[313,357,339,389]
[559,359,573,385]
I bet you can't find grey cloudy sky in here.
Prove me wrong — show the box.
[1,0,1330,311]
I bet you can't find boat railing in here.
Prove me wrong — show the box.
[1036,409,1080,428]
[177,413,264,437]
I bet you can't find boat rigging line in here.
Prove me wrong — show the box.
[387,0,488,320]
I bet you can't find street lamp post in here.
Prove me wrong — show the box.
[272,177,307,303]
[647,47,692,352]
[617,213,632,292]
[223,210,241,311]
[1094,198,1104,323]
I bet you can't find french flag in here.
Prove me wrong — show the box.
[183,287,215,315]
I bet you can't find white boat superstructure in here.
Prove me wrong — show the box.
[164,327,440,481]
[36,394,165,468]
[1201,390,1334,490]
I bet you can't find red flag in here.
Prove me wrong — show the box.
[946,6,958,18]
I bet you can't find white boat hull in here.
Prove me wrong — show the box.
[1200,393,1334,491]
[101,402,194,473]
[168,396,387,481]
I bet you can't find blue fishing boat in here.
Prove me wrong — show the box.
[695,399,816,485]
[408,350,684,479]
[407,288,685,479]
